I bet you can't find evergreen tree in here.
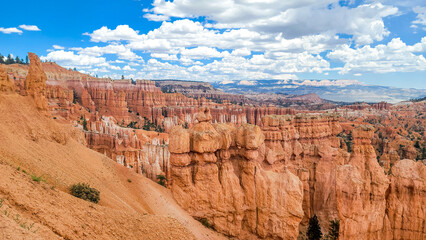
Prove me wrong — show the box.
[325,219,340,240]
[81,115,88,131]
[5,54,15,64]
[121,75,124,80]
[25,55,29,64]
[307,215,322,240]
[15,56,21,64]
[0,54,4,64]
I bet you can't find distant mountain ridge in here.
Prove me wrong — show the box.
[211,79,426,103]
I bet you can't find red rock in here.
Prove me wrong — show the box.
[386,159,425,239]
[0,66,14,92]
[169,115,304,239]
[25,53,48,110]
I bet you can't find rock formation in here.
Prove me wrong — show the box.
[335,125,389,239]
[2,54,424,239]
[386,159,425,239]
[0,66,14,92]
[170,110,426,239]
[85,115,170,181]
[25,53,48,110]
[169,108,304,239]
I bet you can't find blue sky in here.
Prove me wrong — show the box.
[0,0,425,89]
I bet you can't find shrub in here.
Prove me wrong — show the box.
[156,175,167,187]
[70,183,100,204]
[196,217,213,229]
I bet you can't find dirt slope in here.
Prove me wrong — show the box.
[0,93,224,240]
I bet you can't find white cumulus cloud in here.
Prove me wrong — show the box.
[19,25,41,31]
[327,38,426,74]
[0,27,22,34]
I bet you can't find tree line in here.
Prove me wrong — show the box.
[0,53,29,65]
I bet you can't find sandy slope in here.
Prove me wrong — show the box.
[0,93,225,240]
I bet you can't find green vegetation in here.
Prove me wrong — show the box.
[324,219,340,240]
[127,178,132,183]
[197,217,213,229]
[156,175,167,187]
[0,199,38,233]
[307,215,322,240]
[160,87,177,93]
[142,117,165,132]
[70,183,100,204]
[80,115,88,131]
[30,174,45,183]
[337,131,353,152]
[126,121,139,129]
[0,53,28,65]
[409,96,426,102]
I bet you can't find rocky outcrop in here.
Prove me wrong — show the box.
[261,114,347,234]
[46,85,75,119]
[0,66,14,92]
[25,53,48,110]
[169,109,304,239]
[386,159,425,240]
[344,101,391,111]
[335,125,389,239]
[84,115,170,181]
[170,111,425,239]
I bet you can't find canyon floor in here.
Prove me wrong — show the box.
[0,93,225,240]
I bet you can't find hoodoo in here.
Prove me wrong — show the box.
[25,52,48,110]
[169,111,426,239]
[169,108,304,239]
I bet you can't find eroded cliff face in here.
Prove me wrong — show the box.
[85,115,170,181]
[335,125,389,239]
[386,159,425,240]
[169,110,425,239]
[169,108,304,239]
[3,60,295,131]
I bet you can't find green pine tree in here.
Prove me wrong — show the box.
[307,215,322,240]
[5,54,15,64]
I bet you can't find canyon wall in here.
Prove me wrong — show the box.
[169,110,425,239]
[169,108,304,239]
[85,115,170,181]
[3,61,295,131]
